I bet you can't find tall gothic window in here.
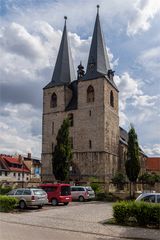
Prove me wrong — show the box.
[50,93,57,108]
[87,85,94,102]
[68,113,74,127]
[52,122,54,135]
[89,140,92,149]
[110,90,114,107]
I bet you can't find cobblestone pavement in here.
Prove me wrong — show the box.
[0,201,159,240]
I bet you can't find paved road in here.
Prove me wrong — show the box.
[0,201,159,240]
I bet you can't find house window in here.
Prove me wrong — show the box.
[0,171,2,176]
[70,137,73,149]
[110,90,114,107]
[87,85,94,102]
[89,140,92,149]
[13,172,16,177]
[68,113,74,127]
[52,143,54,152]
[89,110,92,116]
[50,93,57,108]
[52,122,54,135]
[5,172,8,176]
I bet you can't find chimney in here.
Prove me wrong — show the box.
[18,155,23,163]
[27,153,31,159]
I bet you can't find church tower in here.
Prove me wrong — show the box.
[42,7,119,184]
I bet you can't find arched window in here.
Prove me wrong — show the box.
[68,113,74,127]
[110,91,114,107]
[89,140,92,149]
[87,85,94,102]
[50,93,57,108]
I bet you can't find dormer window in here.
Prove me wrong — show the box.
[50,93,57,108]
[87,85,94,102]
[110,90,114,107]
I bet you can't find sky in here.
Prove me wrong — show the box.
[0,0,160,158]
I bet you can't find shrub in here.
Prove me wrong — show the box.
[89,177,102,193]
[96,192,119,202]
[113,201,129,223]
[113,201,160,227]
[0,186,12,195]
[0,195,18,212]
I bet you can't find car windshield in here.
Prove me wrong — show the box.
[33,190,46,195]
[86,187,92,191]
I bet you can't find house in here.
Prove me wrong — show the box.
[0,154,30,185]
[23,153,41,181]
[146,157,160,174]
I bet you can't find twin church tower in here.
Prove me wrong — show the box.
[41,6,119,183]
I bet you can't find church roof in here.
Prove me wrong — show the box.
[44,17,76,89]
[83,6,111,81]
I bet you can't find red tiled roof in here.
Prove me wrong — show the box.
[0,154,30,173]
[9,167,30,173]
[146,157,160,171]
[1,155,21,164]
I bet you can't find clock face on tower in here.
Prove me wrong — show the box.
[89,62,95,70]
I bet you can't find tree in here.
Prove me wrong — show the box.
[52,118,73,181]
[139,172,160,186]
[112,172,126,190]
[125,125,140,198]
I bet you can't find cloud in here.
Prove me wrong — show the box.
[138,47,160,76]
[143,144,160,156]
[0,103,41,157]
[127,0,160,36]
[114,72,142,111]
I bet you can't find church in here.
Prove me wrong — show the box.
[41,6,146,183]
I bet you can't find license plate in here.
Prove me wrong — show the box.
[66,198,69,200]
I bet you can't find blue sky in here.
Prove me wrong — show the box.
[0,0,160,157]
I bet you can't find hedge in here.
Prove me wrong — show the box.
[113,201,160,228]
[0,186,12,195]
[0,195,18,212]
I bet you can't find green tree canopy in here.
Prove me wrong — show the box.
[125,125,140,183]
[52,118,72,181]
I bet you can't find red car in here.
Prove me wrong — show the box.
[39,183,72,206]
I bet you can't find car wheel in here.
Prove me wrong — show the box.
[19,200,26,210]
[51,198,58,206]
[37,205,43,209]
[64,202,69,206]
[79,196,85,202]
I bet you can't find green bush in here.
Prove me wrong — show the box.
[113,201,129,223]
[96,192,119,202]
[89,177,102,193]
[0,195,18,212]
[113,201,160,227]
[0,186,12,195]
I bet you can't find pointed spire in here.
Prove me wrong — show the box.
[83,5,111,80]
[45,16,76,88]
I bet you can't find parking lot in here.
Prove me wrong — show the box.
[0,201,159,240]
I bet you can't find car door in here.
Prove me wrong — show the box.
[71,187,78,200]
[23,189,32,205]
[14,189,25,202]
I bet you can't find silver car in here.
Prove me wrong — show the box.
[71,186,95,202]
[7,188,48,209]
[135,192,160,203]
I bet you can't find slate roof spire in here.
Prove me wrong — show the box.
[83,5,111,80]
[44,16,76,89]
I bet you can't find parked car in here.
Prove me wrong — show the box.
[39,183,72,206]
[71,186,95,202]
[7,188,48,209]
[135,192,160,203]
